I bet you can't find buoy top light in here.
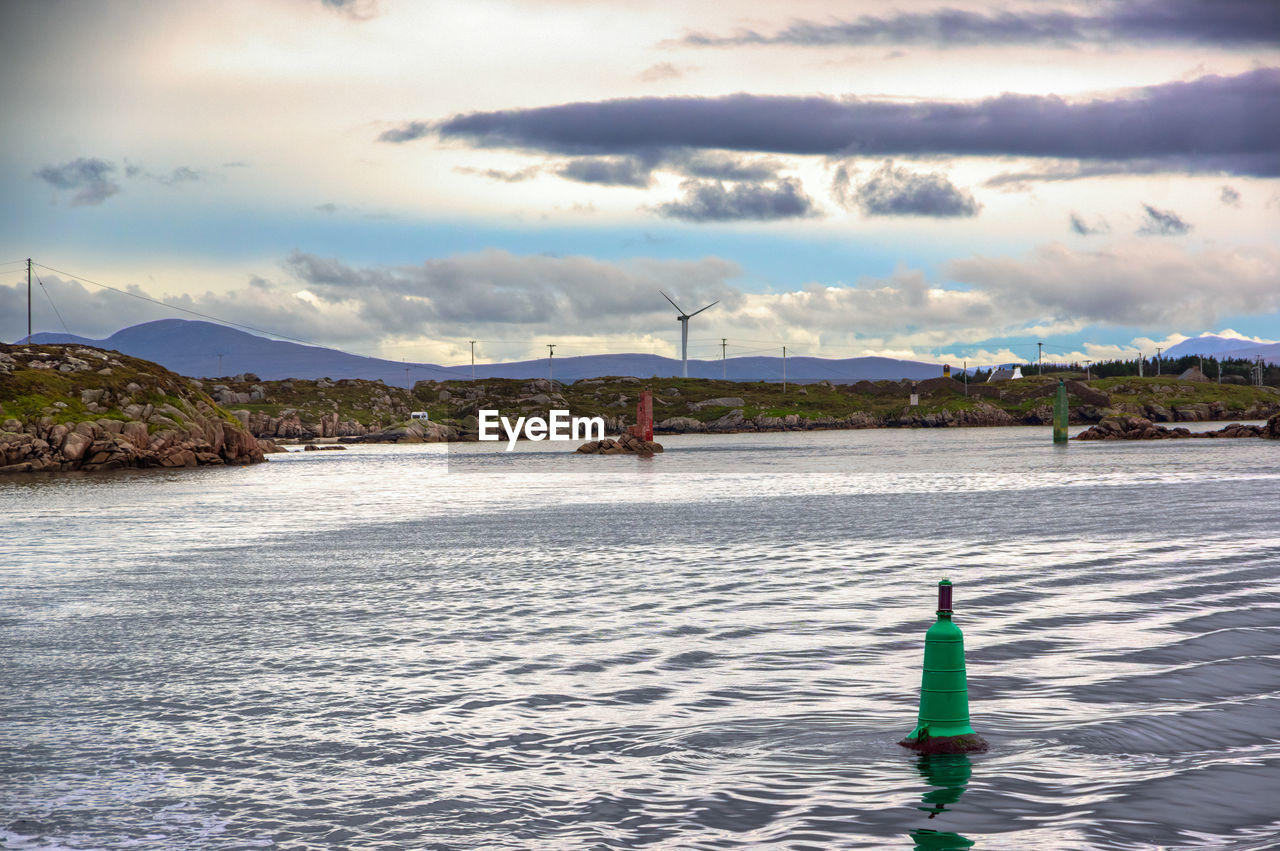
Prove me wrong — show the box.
[937,579,953,616]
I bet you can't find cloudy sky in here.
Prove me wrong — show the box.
[1,0,1277,368]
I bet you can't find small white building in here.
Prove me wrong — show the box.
[410,411,430,421]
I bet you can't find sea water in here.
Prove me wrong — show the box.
[2,426,1278,849]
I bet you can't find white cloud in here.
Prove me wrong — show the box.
[7,242,1279,366]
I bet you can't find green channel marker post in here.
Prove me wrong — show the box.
[899,579,989,754]
[1053,378,1069,443]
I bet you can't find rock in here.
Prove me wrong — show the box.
[1266,413,1280,439]
[706,409,746,431]
[576,433,663,455]
[161,449,199,467]
[1172,403,1212,422]
[655,416,706,433]
[956,403,1016,427]
[689,396,746,410]
[257,438,286,453]
[122,421,150,450]
[1077,415,1271,441]
[60,430,94,462]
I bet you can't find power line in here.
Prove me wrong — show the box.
[34,271,71,336]
[35,262,342,349]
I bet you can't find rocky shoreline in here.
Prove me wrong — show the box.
[5,344,1279,474]
[1075,413,1280,441]
[1,345,269,474]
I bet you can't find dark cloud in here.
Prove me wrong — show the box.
[378,121,430,143]
[848,161,978,217]
[127,164,202,185]
[670,151,783,181]
[985,154,1280,188]
[314,203,339,214]
[1137,203,1192,236]
[557,156,654,187]
[449,150,782,189]
[1220,185,1242,206]
[830,163,856,208]
[454,165,541,183]
[411,69,1280,178]
[683,0,1280,49]
[36,158,204,204]
[34,158,120,205]
[1068,213,1109,235]
[656,177,818,222]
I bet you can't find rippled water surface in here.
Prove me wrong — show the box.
[3,427,1279,850]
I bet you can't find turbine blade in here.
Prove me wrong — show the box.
[687,300,719,318]
[659,290,685,315]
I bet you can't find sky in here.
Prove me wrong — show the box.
[1,0,1278,368]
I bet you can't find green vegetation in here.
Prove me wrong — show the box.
[5,341,1276,441]
[0,344,237,430]
[407,371,1279,432]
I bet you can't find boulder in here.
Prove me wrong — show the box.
[60,430,94,462]
[706,409,747,431]
[576,432,663,455]
[655,417,705,433]
[1172,403,1212,422]
[690,396,746,411]
[161,449,199,467]
[1076,416,1271,441]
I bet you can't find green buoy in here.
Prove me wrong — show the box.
[899,579,989,754]
[1053,378,1069,443]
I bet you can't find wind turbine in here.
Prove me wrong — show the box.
[660,291,718,378]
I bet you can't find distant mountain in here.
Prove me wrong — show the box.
[1162,334,1279,363]
[27,319,951,386]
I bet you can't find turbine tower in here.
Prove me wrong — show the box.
[660,291,718,378]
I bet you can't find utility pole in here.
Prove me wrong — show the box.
[1156,347,1162,376]
[216,352,223,375]
[782,345,787,393]
[1085,359,1093,381]
[547,344,555,384]
[963,359,968,396]
[1138,353,1144,378]
[1037,342,1043,375]
[470,340,476,381]
[26,258,32,344]
[721,338,727,380]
